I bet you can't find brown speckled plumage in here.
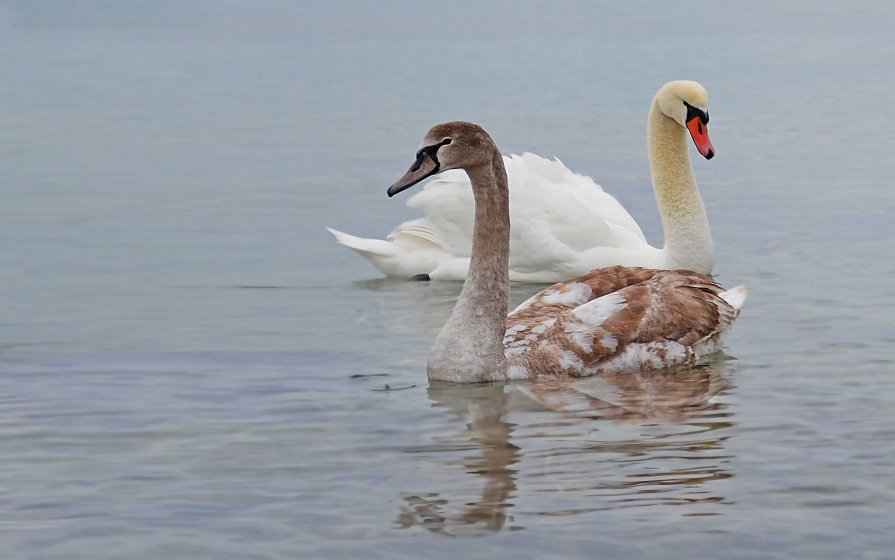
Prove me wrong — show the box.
[503,266,740,379]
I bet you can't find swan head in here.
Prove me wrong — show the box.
[387,121,495,197]
[656,80,715,159]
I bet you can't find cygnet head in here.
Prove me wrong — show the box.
[655,80,715,159]
[387,121,496,197]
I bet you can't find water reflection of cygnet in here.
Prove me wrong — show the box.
[396,383,520,536]
[396,360,736,535]
[519,360,731,423]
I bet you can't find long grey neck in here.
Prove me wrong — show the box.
[647,100,715,272]
[427,149,510,383]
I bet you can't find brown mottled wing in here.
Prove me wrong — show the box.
[573,266,665,299]
[504,268,736,378]
[510,266,663,320]
[597,270,734,347]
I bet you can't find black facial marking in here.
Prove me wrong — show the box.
[684,101,709,125]
[415,137,452,162]
[409,137,452,175]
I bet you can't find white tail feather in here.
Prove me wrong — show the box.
[719,284,748,311]
[326,227,396,258]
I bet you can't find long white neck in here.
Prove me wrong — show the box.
[648,100,715,273]
[427,150,510,383]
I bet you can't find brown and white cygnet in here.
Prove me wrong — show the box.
[386,121,745,383]
[331,80,717,282]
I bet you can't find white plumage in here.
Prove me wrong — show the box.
[329,153,655,282]
[329,81,718,282]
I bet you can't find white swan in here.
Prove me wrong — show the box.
[385,121,745,383]
[329,80,717,282]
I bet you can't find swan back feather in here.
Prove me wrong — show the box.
[502,267,743,380]
[396,153,650,280]
[330,81,717,282]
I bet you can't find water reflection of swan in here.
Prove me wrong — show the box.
[395,361,735,535]
[396,383,519,535]
[518,362,730,422]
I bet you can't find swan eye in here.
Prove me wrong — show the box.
[416,137,454,166]
[683,101,709,125]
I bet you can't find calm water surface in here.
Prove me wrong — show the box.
[1,2,894,558]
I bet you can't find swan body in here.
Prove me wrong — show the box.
[385,121,745,383]
[502,266,746,381]
[332,80,717,282]
[330,154,652,282]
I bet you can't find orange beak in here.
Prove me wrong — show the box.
[686,117,715,159]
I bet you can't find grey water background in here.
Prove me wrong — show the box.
[1,1,894,557]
